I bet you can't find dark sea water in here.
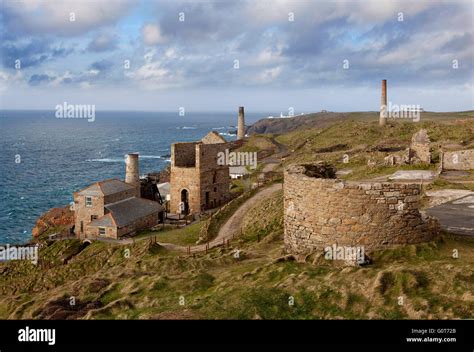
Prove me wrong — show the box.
[0,110,264,244]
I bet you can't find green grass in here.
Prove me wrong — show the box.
[137,222,203,246]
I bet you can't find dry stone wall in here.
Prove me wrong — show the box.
[284,164,439,255]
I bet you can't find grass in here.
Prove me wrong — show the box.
[1,113,473,320]
[146,222,203,246]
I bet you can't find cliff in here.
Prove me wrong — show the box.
[32,205,74,238]
[246,112,361,135]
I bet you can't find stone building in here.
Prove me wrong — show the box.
[170,131,230,214]
[284,163,439,258]
[73,154,164,239]
[409,129,431,164]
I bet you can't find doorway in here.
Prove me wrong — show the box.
[180,189,189,214]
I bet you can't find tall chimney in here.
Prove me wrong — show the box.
[125,153,140,197]
[379,79,387,126]
[237,106,245,140]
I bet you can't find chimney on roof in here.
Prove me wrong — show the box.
[125,153,140,197]
[380,79,387,126]
[237,106,245,140]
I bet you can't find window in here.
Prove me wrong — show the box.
[85,196,93,207]
[91,215,98,221]
[99,227,106,236]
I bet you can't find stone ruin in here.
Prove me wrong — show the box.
[409,129,431,164]
[383,129,432,166]
[283,163,440,262]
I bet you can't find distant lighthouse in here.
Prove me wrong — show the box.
[237,106,245,140]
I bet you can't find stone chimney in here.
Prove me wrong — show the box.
[237,106,245,140]
[380,79,387,126]
[125,153,140,197]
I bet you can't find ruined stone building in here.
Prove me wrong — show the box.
[74,154,164,239]
[170,131,230,214]
[284,163,439,258]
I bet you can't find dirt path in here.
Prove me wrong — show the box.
[157,183,283,253]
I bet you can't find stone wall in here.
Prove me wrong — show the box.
[443,149,474,171]
[170,165,201,214]
[73,193,105,237]
[170,141,230,214]
[172,143,196,167]
[284,164,439,256]
[409,129,431,164]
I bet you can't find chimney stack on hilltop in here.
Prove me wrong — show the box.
[125,153,140,197]
[237,106,245,140]
[380,79,387,126]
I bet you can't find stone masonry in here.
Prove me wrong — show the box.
[409,129,431,164]
[442,149,474,171]
[284,164,439,256]
[170,132,230,214]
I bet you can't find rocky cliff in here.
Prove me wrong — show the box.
[32,206,74,238]
[246,112,358,135]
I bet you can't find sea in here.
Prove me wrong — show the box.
[0,110,265,244]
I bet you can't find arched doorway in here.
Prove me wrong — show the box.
[180,189,189,214]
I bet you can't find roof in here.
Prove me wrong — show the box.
[104,197,163,228]
[229,166,250,175]
[76,179,135,197]
[88,213,115,227]
[201,131,227,144]
[157,182,170,196]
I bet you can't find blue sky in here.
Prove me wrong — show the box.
[0,0,472,112]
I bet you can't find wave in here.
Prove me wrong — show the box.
[86,158,123,163]
[176,126,197,130]
[212,127,226,130]
[219,132,235,136]
[140,155,162,159]
[87,155,164,163]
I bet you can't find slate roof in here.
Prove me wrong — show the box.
[76,179,135,197]
[88,213,115,227]
[104,197,163,228]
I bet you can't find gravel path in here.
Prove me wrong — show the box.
[157,183,283,253]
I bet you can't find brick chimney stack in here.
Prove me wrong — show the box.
[237,106,245,140]
[380,79,387,126]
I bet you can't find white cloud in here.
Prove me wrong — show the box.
[4,0,136,35]
[142,24,166,46]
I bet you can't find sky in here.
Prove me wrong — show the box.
[0,0,473,113]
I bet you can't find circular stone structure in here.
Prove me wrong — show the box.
[284,164,439,255]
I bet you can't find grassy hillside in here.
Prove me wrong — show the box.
[0,190,472,320]
[276,116,474,183]
[1,111,473,320]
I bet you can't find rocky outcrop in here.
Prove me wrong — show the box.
[32,206,74,238]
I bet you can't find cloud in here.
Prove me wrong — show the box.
[2,0,137,36]
[0,39,74,69]
[28,73,54,86]
[142,24,166,45]
[87,33,118,52]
